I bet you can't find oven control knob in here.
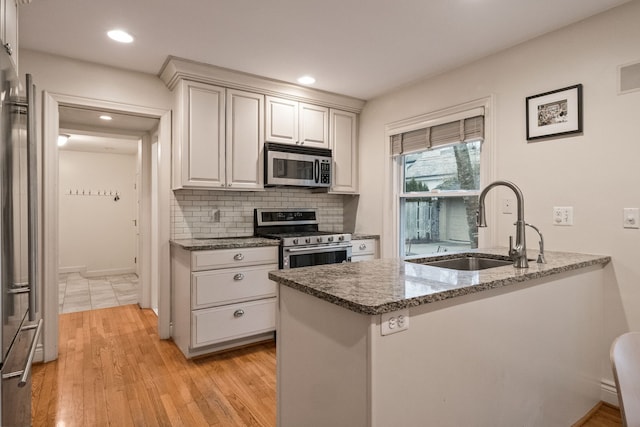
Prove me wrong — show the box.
[338,235,344,241]
[293,238,299,245]
[317,237,323,243]
[328,236,334,242]
[305,238,311,244]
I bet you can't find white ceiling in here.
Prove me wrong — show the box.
[19,0,630,100]
[58,106,158,155]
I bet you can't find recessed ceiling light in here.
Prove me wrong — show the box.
[297,75,316,85]
[57,134,70,147]
[107,29,134,43]
[99,115,113,121]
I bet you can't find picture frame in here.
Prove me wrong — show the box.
[526,84,583,141]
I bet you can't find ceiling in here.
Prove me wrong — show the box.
[18,0,630,101]
[58,106,158,155]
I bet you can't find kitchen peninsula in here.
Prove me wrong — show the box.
[269,249,611,427]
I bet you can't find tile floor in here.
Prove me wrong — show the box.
[58,272,139,314]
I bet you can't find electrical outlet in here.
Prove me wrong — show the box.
[212,208,221,222]
[381,309,410,336]
[553,207,573,226]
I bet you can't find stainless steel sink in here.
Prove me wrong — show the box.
[409,254,515,271]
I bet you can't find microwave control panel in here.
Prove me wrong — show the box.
[320,160,331,184]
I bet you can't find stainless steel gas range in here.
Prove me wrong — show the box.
[254,208,351,269]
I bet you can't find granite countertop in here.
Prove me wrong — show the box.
[351,234,380,240]
[171,236,280,250]
[268,248,611,315]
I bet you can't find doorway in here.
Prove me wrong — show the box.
[57,124,146,314]
[41,93,172,363]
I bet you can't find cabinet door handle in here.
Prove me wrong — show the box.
[359,243,367,250]
[233,273,245,281]
[233,309,245,318]
[233,253,244,261]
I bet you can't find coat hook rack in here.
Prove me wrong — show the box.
[66,188,121,201]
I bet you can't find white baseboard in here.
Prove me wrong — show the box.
[83,267,136,278]
[59,266,136,277]
[601,378,619,406]
[58,265,86,274]
[34,343,45,363]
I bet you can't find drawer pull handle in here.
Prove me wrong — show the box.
[233,273,245,281]
[233,253,244,261]
[234,309,245,318]
[359,244,367,250]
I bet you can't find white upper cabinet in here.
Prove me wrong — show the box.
[162,59,365,191]
[174,81,265,190]
[330,109,358,193]
[266,96,329,148]
[1,0,18,69]
[299,102,329,147]
[174,80,226,189]
[226,89,265,190]
[265,96,298,145]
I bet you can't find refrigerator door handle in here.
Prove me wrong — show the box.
[1,319,43,387]
[26,73,39,321]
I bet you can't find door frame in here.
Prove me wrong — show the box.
[41,92,172,362]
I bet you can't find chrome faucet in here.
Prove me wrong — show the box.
[477,180,529,268]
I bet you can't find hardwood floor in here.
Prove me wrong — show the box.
[575,402,623,427]
[32,304,623,426]
[32,304,276,426]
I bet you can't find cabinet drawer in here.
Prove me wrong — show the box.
[192,264,278,309]
[192,246,278,271]
[352,239,377,256]
[192,298,276,348]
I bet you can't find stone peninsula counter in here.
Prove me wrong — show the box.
[268,249,610,315]
[270,249,611,427]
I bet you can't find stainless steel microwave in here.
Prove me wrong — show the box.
[264,142,332,188]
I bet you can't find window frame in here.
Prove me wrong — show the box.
[383,97,496,259]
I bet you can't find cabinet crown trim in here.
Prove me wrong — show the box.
[159,56,365,113]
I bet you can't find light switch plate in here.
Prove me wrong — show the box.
[502,198,513,214]
[623,208,640,229]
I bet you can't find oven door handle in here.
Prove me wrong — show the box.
[284,243,352,253]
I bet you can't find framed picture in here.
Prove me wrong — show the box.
[526,84,583,141]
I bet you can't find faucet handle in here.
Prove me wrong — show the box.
[508,235,514,257]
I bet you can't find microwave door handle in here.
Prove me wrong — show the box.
[314,159,319,183]
[26,74,38,321]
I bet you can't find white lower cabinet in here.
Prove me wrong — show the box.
[192,298,276,348]
[171,245,278,358]
[351,239,379,262]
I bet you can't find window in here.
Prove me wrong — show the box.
[393,112,484,258]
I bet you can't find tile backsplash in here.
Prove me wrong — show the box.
[172,188,347,239]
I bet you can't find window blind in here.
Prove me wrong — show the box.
[391,114,484,156]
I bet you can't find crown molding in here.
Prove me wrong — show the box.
[158,56,365,113]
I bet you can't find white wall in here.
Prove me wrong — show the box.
[59,150,137,275]
[20,50,172,108]
[357,0,640,386]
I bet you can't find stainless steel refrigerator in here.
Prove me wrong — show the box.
[0,49,42,426]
